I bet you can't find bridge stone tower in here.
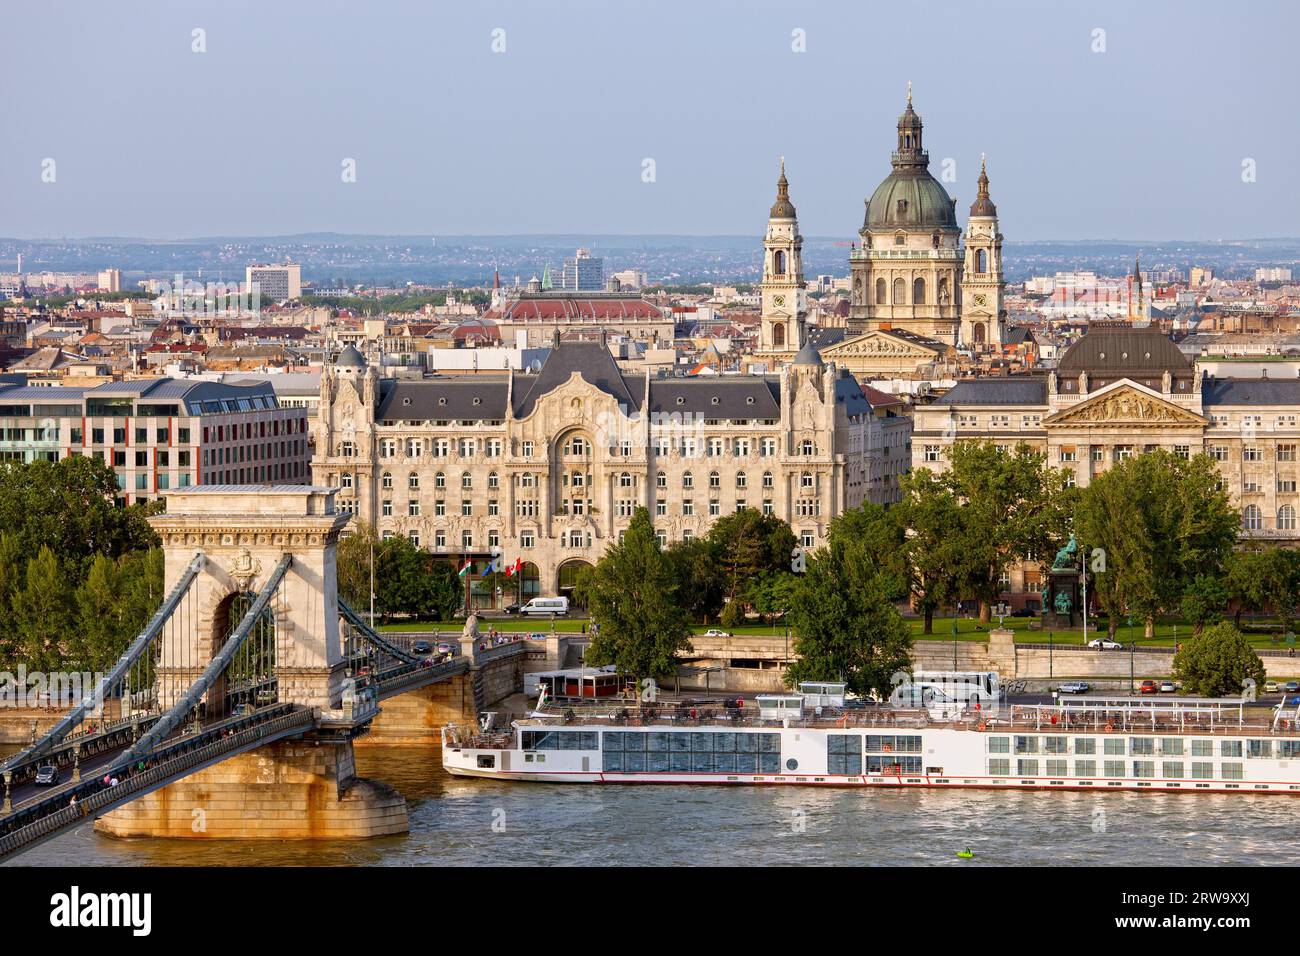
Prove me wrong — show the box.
[151,486,351,712]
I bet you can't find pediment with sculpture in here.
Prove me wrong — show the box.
[1044,383,1206,428]
[820,330,942,360]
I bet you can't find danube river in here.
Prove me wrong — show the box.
[12,746,1297,866]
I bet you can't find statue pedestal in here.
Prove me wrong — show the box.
[1043,570,1082,630]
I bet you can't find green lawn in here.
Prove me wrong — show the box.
[911,616,1296,649]
[376,614,1297,651]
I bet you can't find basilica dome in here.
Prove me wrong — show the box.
[862,97,959,233]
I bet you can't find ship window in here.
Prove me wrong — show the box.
[785,758,799,772]
[827,734,862,775]
[477,755,495,769]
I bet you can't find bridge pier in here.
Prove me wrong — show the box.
[94,739,407,840]
[360,641,526,746]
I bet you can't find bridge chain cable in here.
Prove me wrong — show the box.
[114,554,294,772]
[337,598,422,666]
[0,552,206,776]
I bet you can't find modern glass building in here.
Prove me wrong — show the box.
[0,377,310,504]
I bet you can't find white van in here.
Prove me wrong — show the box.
[521,596,569,617]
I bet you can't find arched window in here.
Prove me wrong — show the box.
[736,471,747,488]
[773,250,786,275]
[893,277,906,305]
[1243,505,1262,531]
[408,472,419,490]
[682,471,693,489]
[772,323,785,349]
[875,278,887,305]
[461,472,472,489]
[913,277,925,305]
[976,249,988,273]
[1280,506,1296,530]
[619,472,634,488]
[381,471,392,490]
[434,471,446,489]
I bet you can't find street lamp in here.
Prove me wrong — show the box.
[952,614,959,670]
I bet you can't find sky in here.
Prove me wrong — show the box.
[2,0,1297,242]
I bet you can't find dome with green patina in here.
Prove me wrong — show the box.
[862,94,959,233]
[864,168,958,231]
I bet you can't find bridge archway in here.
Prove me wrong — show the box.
[153,487,350,711]
[556,559,593,608]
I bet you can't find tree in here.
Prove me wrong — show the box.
[1225,548,1300,632]
[824,503,908,601]
[73,555,125,670]
[749,570,800,628]
[783,532,913,699]
[1173,622,1265,698]
[706,508,797,606]
[0,531,24,661]
[1180,574,1229,634]
[376,538,461,620]
[12,546,74,671]
[895,470,968,633]
[335,522,378,611]
[577,508,693,685]
[942,441,1071,623]
[1076,450,1239,638]
[663,537,725,623]
[0,457,159,575]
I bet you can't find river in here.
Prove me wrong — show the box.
[10,745,1296,866]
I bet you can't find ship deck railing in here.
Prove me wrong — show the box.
[444,697,1300,749]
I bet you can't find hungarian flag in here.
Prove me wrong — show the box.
[458,559,473,577]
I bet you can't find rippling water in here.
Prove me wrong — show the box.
[12,745,1297,867]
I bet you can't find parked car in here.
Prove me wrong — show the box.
[1159,680,1177,693]
[1011,608,1037,617]
[34,764,58,787]
[703,629,731,638]
[1087,638,1123,649]
[1139,680,1158,695]
[1265,680,1280,693]
[436,642,454,655]
[503,603,522,615]
[1058,681,1090,695]
[411,640,433,655]
[1287,681,1300,694]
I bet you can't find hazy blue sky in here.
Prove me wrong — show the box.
[3,0,1296,241]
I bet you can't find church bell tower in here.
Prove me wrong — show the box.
[759,159,805,354]
[959,156,1005,349]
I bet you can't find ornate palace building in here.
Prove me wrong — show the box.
[313,338,907,608]
[912,322,1300,608]
[759,89,1005,378]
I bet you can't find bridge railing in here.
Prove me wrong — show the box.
[0,705,315,861]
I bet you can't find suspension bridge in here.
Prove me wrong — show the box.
[0,485,508,860]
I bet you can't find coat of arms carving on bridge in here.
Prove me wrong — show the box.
[227,548,263,590]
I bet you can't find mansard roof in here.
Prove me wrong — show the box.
[377,378,510,421]
[932,378,1048,406]
[511,341,639,417]
[1203,378,1300,406]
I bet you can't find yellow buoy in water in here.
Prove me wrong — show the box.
[956,849,974,859]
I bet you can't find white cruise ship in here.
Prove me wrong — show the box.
[442,680,1300,794]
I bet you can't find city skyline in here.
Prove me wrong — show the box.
[2,0,1297,242]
